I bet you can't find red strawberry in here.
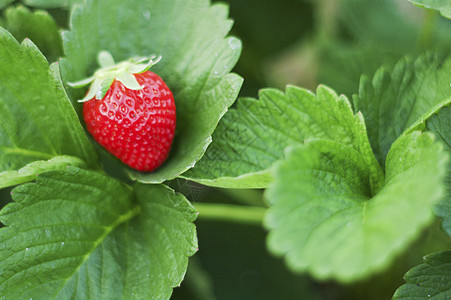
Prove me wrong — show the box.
[69,51,176,172]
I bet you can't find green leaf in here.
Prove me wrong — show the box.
[0,0,14,9]
[0,167,198,299]
[318,42,405,99]
[393,251,451,299]
[317,0,421,98]
[0,28,98,188]
[318,0,451,98]
[22,0,83,9]
[0,155,86,189]
[340,0,422,46]
[60,0,243,183]
[426,105,451,235]
[265,131,448,282]
[353,53,451,166]
[4,5,64,63]
[184,85,383,190]
[408,0,451,19]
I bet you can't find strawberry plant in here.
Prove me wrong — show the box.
[0,0,449,299]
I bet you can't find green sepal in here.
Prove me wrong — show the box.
[98,50,115,68]
[99,77,115,100]
[68,50,161,102]
[67,75,95,88]
[116,72,141,90]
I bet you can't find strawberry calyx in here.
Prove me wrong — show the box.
[68,51,161,102]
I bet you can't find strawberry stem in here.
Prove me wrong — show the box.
[193,203,266,226]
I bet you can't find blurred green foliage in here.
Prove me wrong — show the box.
[213,0,314,97]
[172,0,451,298]
[214,0,451,99]
[0,0,449,298]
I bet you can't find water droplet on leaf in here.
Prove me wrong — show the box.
[143,10,151,20]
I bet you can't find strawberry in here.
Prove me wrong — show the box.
[69,51,176,172]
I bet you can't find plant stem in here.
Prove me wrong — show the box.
[419,9,438,49]
[194,203,266,226]
[314,0,340,41]
[220,188,266,207]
